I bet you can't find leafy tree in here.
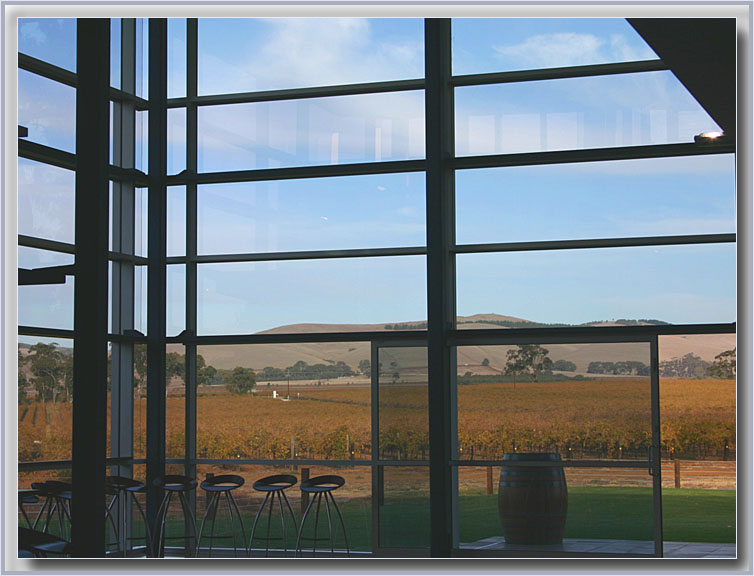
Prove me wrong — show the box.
[358,359,371,375]
[225,366,256,395]
[481,358,490,367]
[504,345,553,383]
[660,353,709,379]
[708,348,736,379]
[27,343,70,403]
[552,359,577,372]
[18,350,28,404]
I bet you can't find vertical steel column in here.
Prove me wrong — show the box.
[72,18,110,558]
[184,18,199,541]
[370,342,380,552]
[111,17,137,476]
[424,19,455,558]
[146,18,168,530]
[650,335,664,557]
[111,18,137,553]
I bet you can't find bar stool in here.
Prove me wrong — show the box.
[105,476,151,557]
[195,474,246,558]
[19,527,72,558]
[295,475,350,557]
[18,489,39,528]
[31,481,72,540]
[248,474,297,557]
[152,475,197,558]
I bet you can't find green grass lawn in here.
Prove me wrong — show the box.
[98,487,736,554]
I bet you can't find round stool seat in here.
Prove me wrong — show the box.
[153,474,197,492]
[299,475,344,494]
[107,475,144,493]
[201,474,244,493]
[253,474,297,492]
[19,489,39,505]
[32,481,72,499]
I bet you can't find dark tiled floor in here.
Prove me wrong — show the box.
[462,536,736,558]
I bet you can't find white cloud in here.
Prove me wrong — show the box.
[20,21,46,45]
[493,32,655,69]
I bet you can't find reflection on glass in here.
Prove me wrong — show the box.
[196,343,371,461]
[18,70,76,152]
[18,248,74,330]
[197,92,425,172]
[451,18,657,76]
[456,244,736,326]
[18,337,74,463]
[18,159,75,243]
[455,72,720,156]
[658,334,735,543]
[456,343,651,461]
[197,173,425,255]
[198,18,423,95]
[456,466,654,550]
[378,466,430,548]
[18,18,77,71]
[197,256,426,335]
[456,154,736,244]
[378,347,428,461]
[133,343,147,458]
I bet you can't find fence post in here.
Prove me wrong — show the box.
[723,437,729,461]
[674,459,681,489]
[486,466,493,495]
[301,468,310,514]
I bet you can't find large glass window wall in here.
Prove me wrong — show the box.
[15,16,737,559]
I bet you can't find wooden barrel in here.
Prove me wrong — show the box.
[498,452,568,545]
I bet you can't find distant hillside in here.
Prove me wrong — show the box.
[18,315,734,376]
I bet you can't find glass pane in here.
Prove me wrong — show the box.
[133,343,147,458]
[452,18,657,76]
[135,110,148,173]
[168,18,186,99]
[198,18,423,95]
[167,107,186,175]
[456,343,651,461]
[194,463,371,554]
[18,18,76,71]
[18,337,74,463]
[110,18,121,89]
[197,256,426,335]
[456,154,736,244]
[18,70,76,153]
[457,465,654,552]
[456,244,736,326]
[167,264,186,337]
[378,466,430,549]
[167,186,186,256]
[197,173,425,255]
[455,72,720,157]
[196,343,371,461]
[166,345,185,459]
[659,334,735,545]
[135,187,148,257]
[378,346,428,461]
[197,92,425,172]
[134,265,147,334]
[18,247,74,330]
[18,158,75,244]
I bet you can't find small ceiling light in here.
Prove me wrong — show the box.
[694,131,727,144]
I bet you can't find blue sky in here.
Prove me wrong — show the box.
[17,17,736,336]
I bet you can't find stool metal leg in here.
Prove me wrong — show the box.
[196,492,218,557]
[178,491,197,557]
[153,491,172,558]
[130,492,152,556]
[248,492,270,557]
[326,491,350,557]
[294,495,315,557]
[228,491,247,557]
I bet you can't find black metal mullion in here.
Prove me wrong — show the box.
[650,335,664,557]
[146,17,168,532]
[425,18,455,558]
[72,17,110,558]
